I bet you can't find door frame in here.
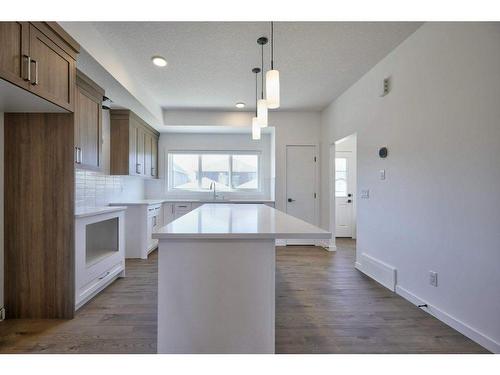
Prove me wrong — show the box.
[283,143,321,246]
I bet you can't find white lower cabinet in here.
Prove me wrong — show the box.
[75,209,126,310]
[115,203,161,259]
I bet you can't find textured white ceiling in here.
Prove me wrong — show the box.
[88,22,422,111]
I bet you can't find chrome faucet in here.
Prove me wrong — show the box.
[209,182,217,200]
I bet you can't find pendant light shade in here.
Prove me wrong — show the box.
[266,69,280,109]
[257,37,269,127]
[266,22,280,109]
[252,117,261,140]
[257,99,268,127]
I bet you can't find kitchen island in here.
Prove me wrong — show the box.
[152,203,331,353]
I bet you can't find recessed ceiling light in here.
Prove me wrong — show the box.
[235,102,245,109]
[151,56,167,67]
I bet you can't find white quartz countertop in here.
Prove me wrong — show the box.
[152,204,331,240]
[109,199,275,205]
[75,206,127,218]
[109,199,166,206]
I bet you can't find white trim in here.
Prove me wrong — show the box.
[396,285,498,353]
[275,239,286,246]
[355,253,397,291]
[284,143,320,227]
[328,143,337,250]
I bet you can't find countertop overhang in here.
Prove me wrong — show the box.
[152,203,331,240]
[75,206,127,218]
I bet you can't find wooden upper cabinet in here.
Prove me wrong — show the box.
[110,109,159,178]
[144,131,152,177]
[151,133,158,178]
[75,70,104,171]
[0,22,30,89]
[0,22,79,112]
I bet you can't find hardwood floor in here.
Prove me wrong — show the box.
[0,240,489,354]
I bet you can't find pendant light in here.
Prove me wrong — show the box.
[257,37,268,127]
[266,22,280,109]
[251,67,261,140]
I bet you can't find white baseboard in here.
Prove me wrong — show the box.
[355,253,397,291]
[275,239,286,246]
[396,285,499,354]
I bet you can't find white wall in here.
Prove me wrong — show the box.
[0,112,4,313]
[320,23,500,352]
[146,132,272,200]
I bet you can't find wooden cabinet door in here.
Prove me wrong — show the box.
[28,24,76,111]
[0,22,30,89]
[129,121,145,176]
[151,136,158,178]
[76,86,101,170]
[144,132,152,177]
[136,127,145,175]
[129,123,138,175]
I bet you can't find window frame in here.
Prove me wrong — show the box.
[167,150,261,192]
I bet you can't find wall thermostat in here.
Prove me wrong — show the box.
[379,147,388,158]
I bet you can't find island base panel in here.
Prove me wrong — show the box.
[157,239,275,354]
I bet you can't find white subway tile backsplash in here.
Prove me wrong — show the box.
[75,169,144,208]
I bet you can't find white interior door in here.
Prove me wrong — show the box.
[335,152,354,237]
[286,145,317,228]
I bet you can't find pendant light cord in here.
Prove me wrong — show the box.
[271,21,274,70]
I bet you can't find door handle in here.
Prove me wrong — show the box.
[287,198,295,202]
[348,193,352,197]
[347,199,352,203]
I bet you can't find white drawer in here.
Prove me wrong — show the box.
[148,204,161,217]
[76,260,124,310]
[174,203,191,210]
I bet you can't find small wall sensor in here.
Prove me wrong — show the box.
[380,77,391,97]
[379,147,388,158]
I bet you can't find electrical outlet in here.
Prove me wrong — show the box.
[429,271,438,287]
[361,189,370,199]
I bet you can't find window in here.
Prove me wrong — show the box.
[168,152,259,191]
[335,157,348,197]
[232,155,258,189]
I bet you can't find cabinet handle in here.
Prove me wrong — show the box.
[79,148,83,163]
[98,271,110,280]
[136,163,141,174]
[23,55,31,81]
[75,147,79,163]
[151,167,155,176]
[30,59,38,86]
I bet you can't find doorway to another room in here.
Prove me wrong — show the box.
[334,134,357,239]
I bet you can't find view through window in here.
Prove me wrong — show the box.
[169,153,259,191]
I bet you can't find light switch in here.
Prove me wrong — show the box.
[380,169,386,180]
[361,189,370,199]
